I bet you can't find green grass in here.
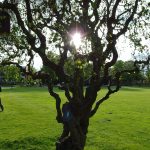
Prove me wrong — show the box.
[0,86,150,150]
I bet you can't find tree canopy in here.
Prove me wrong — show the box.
[0,0,150,149]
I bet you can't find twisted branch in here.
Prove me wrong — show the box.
[90,56,150,117]
[47,83,63,123]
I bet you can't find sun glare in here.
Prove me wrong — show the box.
[71,32,82,49]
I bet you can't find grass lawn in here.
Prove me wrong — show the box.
[0,86,150,150]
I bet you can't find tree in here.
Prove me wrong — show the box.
[145,64,150,85]
[123,61,145,85]
[0,65,22,85]
[0,0,150,150]
[112,60,145,85]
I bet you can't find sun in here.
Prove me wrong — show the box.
[71,32,82,49]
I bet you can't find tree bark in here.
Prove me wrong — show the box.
[56,121,89,150]
[56,103,89,150]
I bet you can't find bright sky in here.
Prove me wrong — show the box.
[33,54,42,71]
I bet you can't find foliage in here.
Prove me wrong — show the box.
[0,0,150,149]
[111,60,145,85]
[0,65,22,84]
[0,65,38,86]
[145,65,150,83]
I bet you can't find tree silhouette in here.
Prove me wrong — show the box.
[0,0,150,149]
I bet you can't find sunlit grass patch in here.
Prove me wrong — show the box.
[0,86,150,150]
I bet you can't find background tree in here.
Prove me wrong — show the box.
[0,0,150,150]
[112,60,145,86]
[0,65,22,85]
[145,64,150,85]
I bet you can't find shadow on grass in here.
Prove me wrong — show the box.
[0,137,56,150]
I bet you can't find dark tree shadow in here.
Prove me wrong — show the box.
[0,137,56,150]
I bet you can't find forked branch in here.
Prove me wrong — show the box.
[90,56,150,117]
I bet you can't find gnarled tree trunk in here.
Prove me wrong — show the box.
[56,103,90,150]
